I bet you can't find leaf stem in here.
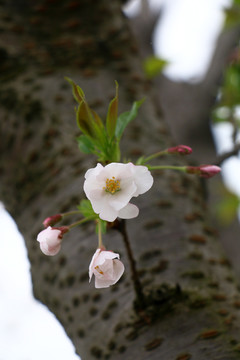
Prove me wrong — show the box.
[142,150,167,163]
[148,165,186,171]
[68,216,96,229]
[62,210,82,217]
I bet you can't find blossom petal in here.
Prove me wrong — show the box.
[84,163,103,179]
[130,164,154,196]
[40,242,61,256]
[89,248,101,281]
[104,162,133,180]
[99,202,118,222]
[108,180,137,211]
[118,203,139,219]
[95,259,124,288]
[96,250,120,264]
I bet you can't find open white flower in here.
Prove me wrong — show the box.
[37,226,62,256]
[89,249,124,288]
[83,162,153,222]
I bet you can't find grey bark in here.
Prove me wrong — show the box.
[1,1,240,359]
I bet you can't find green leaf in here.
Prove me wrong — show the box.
[77,199,97,218]
[106,81,119,138]
[143,56,168,78]
[115,98,145,139]
[76,101,96,136]
[77,135,95,154]
[65,77,85,104]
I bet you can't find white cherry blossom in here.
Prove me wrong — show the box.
[89,248,124,288]
[83,162,153,222]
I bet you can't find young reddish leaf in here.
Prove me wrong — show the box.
[76,101,95,136]
[65,77,85,104]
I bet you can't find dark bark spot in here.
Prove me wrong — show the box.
[188,251,203,260]
[125,329,139,341]
[217,308,229,316]
[72,297,81,307]
[139,249,162,262]
[90,346,103,359]
[107,340,116,350]
[77,328,85,338]
[118,345,126,353]
[150,259,168,274]
[58,255,67,266]
[79,272,88,282]
[181,270,205,279]
[176,354,192,360]
[65,273,76,287]
[144,337,163,351]
[184,212,203,222]
[198,329,220,339]
[212,293,227,301]
[89,307,98,316]
[82,293,90,302]
[189,234,207,244]
[92,293,102,302]
[143,219,163,229]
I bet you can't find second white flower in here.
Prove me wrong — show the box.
[83,162,153,222]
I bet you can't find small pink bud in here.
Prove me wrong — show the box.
[43,214,63,227]
[187,165,221,178]
[37,226,68,256]
[89,248,124,288]
[167,145,192,155]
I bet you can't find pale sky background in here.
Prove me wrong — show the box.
[0,0,237,359]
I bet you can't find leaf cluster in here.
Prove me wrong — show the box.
[66,77,144,163]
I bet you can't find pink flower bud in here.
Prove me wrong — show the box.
[167,145,192,155]
[43,214,63,227]
[187,165,221,178]
[37,226,68,256]
[89,249,124,288]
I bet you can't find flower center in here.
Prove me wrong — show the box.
[103,176,121,194]
[95,265,104,275]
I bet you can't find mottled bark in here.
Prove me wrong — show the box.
[1,1,240,359]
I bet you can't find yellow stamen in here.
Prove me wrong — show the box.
[95,265,104,275]
[103,177,121,194]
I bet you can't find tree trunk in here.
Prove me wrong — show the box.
[1,1,240,359]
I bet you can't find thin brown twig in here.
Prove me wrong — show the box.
[118,219,146,309]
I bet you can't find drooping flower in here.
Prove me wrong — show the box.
[187,164,221,178]
[83,162,153,222]
[89,248,124,288]
[37,226,68,256]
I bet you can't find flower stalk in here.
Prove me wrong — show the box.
[97,219,103,249]
[68,216,97,229]
[148,164,221,178]
[138,145,193,165]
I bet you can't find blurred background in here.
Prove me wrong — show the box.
[1,0,239,358]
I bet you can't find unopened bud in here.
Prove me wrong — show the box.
[187,165,221,178]
[167,145,192,155]
[43,214,63,227]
